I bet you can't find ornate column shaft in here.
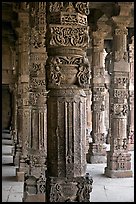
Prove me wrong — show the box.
[89,16,111,163]
[15,3,31,181]
[46,2,92,202]
[105,3,133,178]
[23,3,47,202]
[128,36,134,150]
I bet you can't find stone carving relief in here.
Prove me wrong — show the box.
[77,60,90,87]
[37,174,46,194]
[47,58,62,86]
[61,12,87,26]
[93,95,104,102]
[30,78,45,89]
[115,50,128,62]
[111,104,128,117]
[30,27,45,49]
[115,28,128,36]
[114,89,128,99]
[116,153,130,170]
[49,26,89,48]
[30,63,45,76]
[114,138,128,150]
[46,56,91,87]
[46,174,92,202]
[93,87,105,94]
[93,103,105,111]
[75,2,90,15]
[49,2,64,13]
[29,92,47,106]
[48,2,90,16]
[114,77,128,86]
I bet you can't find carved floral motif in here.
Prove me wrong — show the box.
[114,77,128,86]
[111,104,128,117]
[114,89,128,99]
[49,26,89,48]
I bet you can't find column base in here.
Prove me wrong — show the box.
[46,174,93,202]
[16,170,25,181]
[128,144,134,151]
[23,193,46,202]
[87,154,106,164]
[104,167,133,178]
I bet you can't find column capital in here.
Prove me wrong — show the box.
[112,2,133,28]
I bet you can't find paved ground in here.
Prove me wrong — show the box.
[2,132,134,202]
[2,134,24,202]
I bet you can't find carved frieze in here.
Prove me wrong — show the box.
[46,56,90,87]
[114,77,128,86]
[115,51,128,62]
[37,174,46,194]
[46,175,92,202]
[75,2,90,15]
[29,92,47,106]
[61,12,87,26]
[93,87,105,94]
[30,27,45,49]
[114,89,128,99]
[30,63,45,76]
[93,95,104,102]
[111,103,128,117]
[30,78,46,89]
[92,103,105,112]
[49,25,89,49]
[49,2,64,13]
[115,28,128,36]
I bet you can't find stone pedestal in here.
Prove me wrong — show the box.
[46,175,93,202]
[105,152,132,178]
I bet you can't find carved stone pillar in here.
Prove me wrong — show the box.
[9,83,18,164]
[23,3,47,202]
[89,16,111,163]
[105,3,133,178]
[46,2,93,202]
[104,42,113,145]
[128,36,134,150]
[86,42,93,162]
[15,3,31,182]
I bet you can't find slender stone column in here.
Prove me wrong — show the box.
[86,43,93,160]
[46,2,93,202]
[9,83,18,162]
[89,16,111,163]
[105,3,133,178]
[15,3,31,181]
[128,36,134,150]
[23,3,47,202]
[104,42,113,145]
